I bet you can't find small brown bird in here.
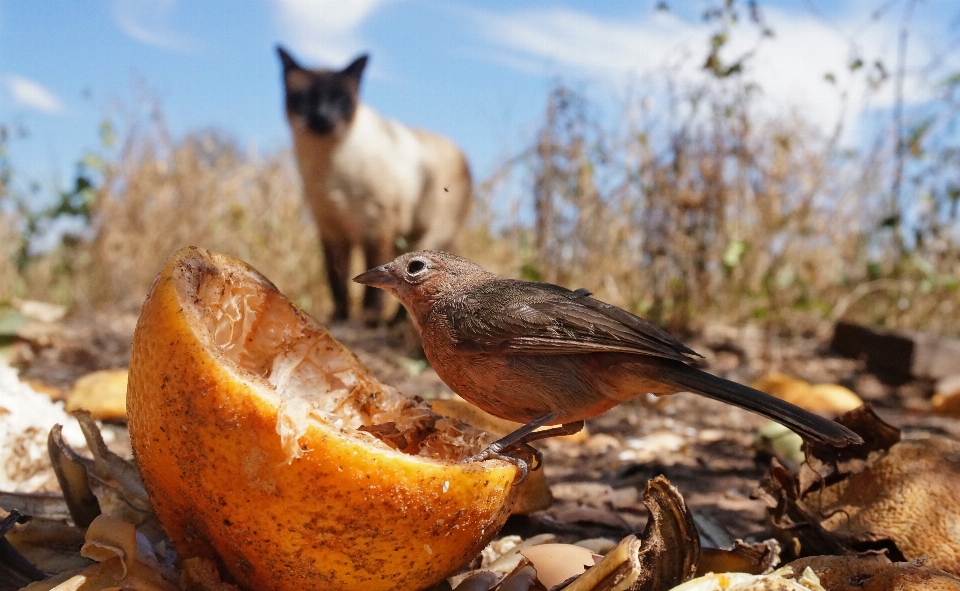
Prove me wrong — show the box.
[354,251,861,476]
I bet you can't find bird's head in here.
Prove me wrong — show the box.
[353,251,491,326]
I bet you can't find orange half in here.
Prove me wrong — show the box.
[127,247,520,591]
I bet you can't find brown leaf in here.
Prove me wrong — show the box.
[696,539,781,577]
[46,425,101,528]
[800,405,900,495]
[561,475,699,591]
[753,459,857,560]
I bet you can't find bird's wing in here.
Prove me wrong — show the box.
[446,280,700,363]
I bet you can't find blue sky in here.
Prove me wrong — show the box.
[1,0,958,202]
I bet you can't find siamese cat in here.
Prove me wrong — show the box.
[277,46,473,325]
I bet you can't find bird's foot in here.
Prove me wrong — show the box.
[464,442,542,485]
[462,413,586,485]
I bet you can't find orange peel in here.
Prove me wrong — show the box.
[127,247,520,591]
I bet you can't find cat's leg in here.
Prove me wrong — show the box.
[322,236,352,322]
[362,236,393,327]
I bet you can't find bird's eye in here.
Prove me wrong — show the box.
[406,259,426,275]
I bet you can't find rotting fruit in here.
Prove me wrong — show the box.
[127,247,521,591]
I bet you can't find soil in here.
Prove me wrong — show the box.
[6,312,960,549]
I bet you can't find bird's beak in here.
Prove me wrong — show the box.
[353,265,394,288]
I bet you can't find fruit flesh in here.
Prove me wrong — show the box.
[192,261,493,461]
[128,247,519,591]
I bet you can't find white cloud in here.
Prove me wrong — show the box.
[271,0,389,66]
[5,75,64,114]
[111,0,187,51]
[470,5,951,131]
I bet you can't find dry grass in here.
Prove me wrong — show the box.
[475,81,960,336]
[6,119,328,318]
[85,130,325,315]
[3,76,958,337]
[0,215,21,304]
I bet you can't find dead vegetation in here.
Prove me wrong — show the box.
[3,66,959,336]
[4,312,960,590]
[478,77,960,336]
[1,114,326,317]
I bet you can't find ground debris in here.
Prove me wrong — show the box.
[756,405,960,574]
[1,510,46,591]
[449,476,700,591]
[5,311,960,591]
[697,539,781,577]
[785,556,960,591]
[20,514,178,591]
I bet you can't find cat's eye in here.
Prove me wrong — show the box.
[286,91,307,109]
[334,93,353,112]
[406,260,426,275]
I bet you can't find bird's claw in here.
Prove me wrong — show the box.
[464,442,542,485]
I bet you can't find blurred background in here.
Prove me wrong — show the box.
[2,0,959,337]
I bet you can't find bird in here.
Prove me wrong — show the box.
[354,251,862,479]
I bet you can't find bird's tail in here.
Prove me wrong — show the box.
[657,364,862,447]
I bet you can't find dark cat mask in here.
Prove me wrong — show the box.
[278,46,368,136]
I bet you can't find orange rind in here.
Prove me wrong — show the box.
[127,247,520,591]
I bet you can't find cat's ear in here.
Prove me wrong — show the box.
[277,46,301,72]
[341,54,369,80]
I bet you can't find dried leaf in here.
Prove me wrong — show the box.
[753,459,856,560]
[519,543,601,589]
[47,412,160,541]
[497,564,538,591]
[47,425,101,528]
[2,514,90,574]
[450,534,556,589]
[22,515,177,591]
[758,405,960,574]
[0,491,72,521]
[804,437,960,573]
[562,475,699,591]
[455,571,502,591]
[696,540,781,577]
[799,405,900,495]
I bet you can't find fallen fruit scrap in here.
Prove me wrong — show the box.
[2,248,960,591]
[127,247,524,591]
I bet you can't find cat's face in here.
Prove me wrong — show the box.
[278,47,367,137]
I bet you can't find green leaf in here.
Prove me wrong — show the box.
[907,117,935,158]
[939,71,960,88]
[99,120,117,148]
[775,266,795,289]
[0,309,31,337]
[722,240,746,268]
[913,256,936,278]
[520,263,543,282]
[81,152,106,172]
